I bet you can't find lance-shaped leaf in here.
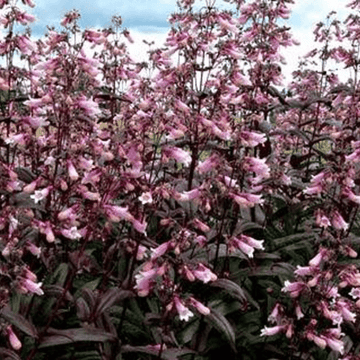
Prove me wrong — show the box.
[39,328,117,348]
[1,306,38,338]
[0,348,21,360]
[210,279,247,304]
[95,288,134,317]
[203,308,236,353]
[121,345,196,359]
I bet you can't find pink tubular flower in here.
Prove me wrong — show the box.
[309,248,329,267]
[192,264,217,283]
[331,210,349,231]
[173,296,194,321]
[61,226,82,240]
[21,278,44,295]
[163,146,192,167]
[282,280,307,298]
[197,154,220,174]
[151,241,172,260]
[30,186,51,204]
[7,326,21,350]
[189,297,210,315]
[230,192,263,208]
[134,267,158,297]
[103,205,134,223]
[239,131,266,147]
[260,325,286,336]
[67,160,79,181]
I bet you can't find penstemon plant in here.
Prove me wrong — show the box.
[1,0,360,359]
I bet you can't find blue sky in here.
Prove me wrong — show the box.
[6,0,358,85]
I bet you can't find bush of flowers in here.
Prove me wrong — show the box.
[1,0,360,359]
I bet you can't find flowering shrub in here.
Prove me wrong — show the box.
[1,0,360,359]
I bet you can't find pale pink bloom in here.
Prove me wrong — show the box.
[311,334,327,349]
[240,234,265,250]
[295,265,314,276]
[164,147,192,167]
[189,297,210,315]
[44,223,55,243]
[30,187,51,204]
[349,287,360,299]
[268,303,283,323]
[16,11,36,25]
[229,237,255,258]
[151,241,171,260]
[343,188,360,205]
[17,35,35,55]
[78,157,94,171]
[315,211,331,228]
[197,154,219,174]
[23,180,38,193]
[77,96,101,117]
[193,264,217,283]
[58,205,79,222]
[295,304,304,320]
[182,265,196,282]
[139,192,153,205]
[174,296,194,321]
[337,300,356,322]
[325,337,344,354]
[26,242,41,257]
[134,268,157,296]
[282,281,306,298]
[103,205,134,223]
[260,325,286,336]
[22,278,44,295]
[67,161,79,181]
[331,211,349,231]
[131,219,147,234]
[177,188,200,202]
[61,226,82,240]
[239,131,266,147]
[192,218,210,232]
[309,248,328,267]
[7,326,21,350]
[81,190,101,201]
[230,192,263,208]
[175,99,190,114]
[136,245,148,261]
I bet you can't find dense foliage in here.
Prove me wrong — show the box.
[1,0,360,359]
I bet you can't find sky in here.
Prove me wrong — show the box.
[4,0,359,87]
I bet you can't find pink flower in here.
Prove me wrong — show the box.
[30,187,51,204]
[7,326,21,350]
[331,211,349,231]
[67,160,79,181]
[151,241,171,260]
[163,147,192,167]
[230,192,263,208]
[282,280,306,298]
[134,268,157,296]
[260,325,286,336]
[103,205,134,223]
[193,264,217,283]
[22,278,44,295]
[139,192,153,205]
[309,248,328,267]
[61,226,82,240]
[239,131,266,147]
[174,296,194,321]
[189,297,210,315]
